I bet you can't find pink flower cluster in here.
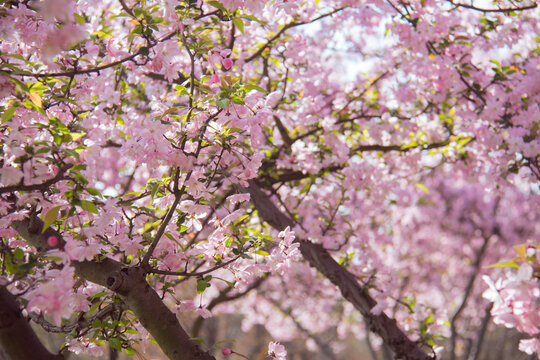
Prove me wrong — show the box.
[267,227,300,275]
[208,48,234,84]
[483,245,540,358]
[268,341,287,360]
[25,266,89,326]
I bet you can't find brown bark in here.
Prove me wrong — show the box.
[0,287,62,360]
[10,216,215,360]
[247,180,433,360]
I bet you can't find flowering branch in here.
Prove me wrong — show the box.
[246,180,433,360]
[447,0,537,13]
[245,7,347,63]
[0,287,61,360]
[28,303,124,334]
[10,215,216,360]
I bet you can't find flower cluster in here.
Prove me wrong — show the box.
[483,244,540,358]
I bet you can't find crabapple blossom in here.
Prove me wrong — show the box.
[47,236,58,247]
[268,342,287,360]
[1,0,540,359]
[482,245,540,358]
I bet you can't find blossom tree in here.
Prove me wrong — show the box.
[0,0,539,359]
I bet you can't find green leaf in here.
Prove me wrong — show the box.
[89,291,108,299]
[123,191,141,197]
[13,248,24,259]
[163,107,181,117]
[150,183,160,199]
[240,14,265,26]
[232,96,245,105]
[234,214,249,225]
[139,46,149,56]
[1,107,16,123]
[400,141,418,150]
[253,250,269,256]
[196,278,211,294]
[42,206,61,233]
[80,200,98,214]
[233,17,244,34]
[207,1,227,12]
[216,98,231,109]
[109,338,122,351]
[86,187,102,198]
[42,256,63,262]
[243,84,268,93]
[69,132,86,142]
[73,12,86,24]
[213,276,236,288]
[190,337,208,346]
[485,261,520,269]
[415,183,429,194]
[91,319,102,329]
[490,59,501,68]
[88,299,105,315]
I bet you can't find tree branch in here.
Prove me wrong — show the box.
[0,164,73,195]
[267,297,337,360]
[245,7,346,63]
[4,30,179,79]
[10,215,216,360]
[28,303,123,334]
[0,287,63,360]
[447,0,537,13]
[449,235,491,360]
[246,180,433,360]
[191,276,267,337]
[262,138,458,185]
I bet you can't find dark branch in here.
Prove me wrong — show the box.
[0,287,63,360]
[150,255,241,277]
[4,31,179,78]
[245,7,346,63]
[263,138,456,185]
[10,214,216,360]
[28,303,123,334]
[191,276,267,337]
[246,180,433,360]
[0,164,73,194]
[447,0,537,12]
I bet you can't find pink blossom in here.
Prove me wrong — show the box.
[185,212,206,232]
[34,0,76,23]
[227,193,250,205]
[265,91,282,108]
[220,49,231,58]
[519,338,540,356]
[67,339,107,357]
[47,236,58,247]
[268,342,287,360]
[278,227,295,247]
[25,266,87,326]
[196,306,213,319]
[222,57,234,70]
[41,23,87,63]
[175,300,196,312]
[0,167,23,186]
[222,347,233,355]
